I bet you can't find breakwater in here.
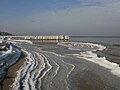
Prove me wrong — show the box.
[0,35,69,40]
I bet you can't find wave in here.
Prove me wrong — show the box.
[78,51,120,77]
[10,41,120,90]
[11,48,53,90]
[58,42,120,77]
[43,51,76,78]
[58,42,106,51]
[43,51,75,90]
[11,44,77,90]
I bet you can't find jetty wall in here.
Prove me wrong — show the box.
[0,35,69,40]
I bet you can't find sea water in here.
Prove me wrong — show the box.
[70,36,120,44]
[0,36,120,90]
[10,37,120,90]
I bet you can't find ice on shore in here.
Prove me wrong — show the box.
[58,42,120,77]
[12,40,33,44]
[0,42,21,79]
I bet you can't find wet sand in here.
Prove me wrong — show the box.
[2,52,26,90]
[69,44,120,90]
[39,42,120,90]
[1,43,120,90]
[69,69,118,90]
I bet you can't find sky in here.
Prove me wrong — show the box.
[0,0,120,36]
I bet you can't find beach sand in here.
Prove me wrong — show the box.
[1,52,26,90]
[1,43,120,90]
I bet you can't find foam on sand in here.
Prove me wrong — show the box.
[13,40,33,44]
[77,51,120,77]
[58,42,106,51]
[58,42,120,77]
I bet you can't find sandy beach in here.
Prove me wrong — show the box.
[0,42,120,90]
[1,52,26,90]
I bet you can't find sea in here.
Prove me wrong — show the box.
[70,36,120,44]
[1,36,120,90]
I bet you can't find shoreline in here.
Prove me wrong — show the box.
[68,43,120,90]
[1,51,26,90]
[1,41,120,90]
[95,44,120,66]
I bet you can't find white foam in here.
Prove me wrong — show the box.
[44,50,75,90]
[58,42,120,77]
[11,49,31,90]
[34,53,46,90]
[29,52,39,90]
[77,51,120,77]
[62,60,75,78]
[42,51,61,80]
[58,42,106,51]
[14,50,52,90]
[13,40,33,44]
[23,51,37,90]
[44,50,76,78]
[36,53,52,90]
[0,45,13,60]
[51,57,60,79]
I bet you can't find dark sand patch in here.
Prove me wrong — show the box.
[69,70,117,90]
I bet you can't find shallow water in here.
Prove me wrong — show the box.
[70,36,120,44]
[10,41,120,90]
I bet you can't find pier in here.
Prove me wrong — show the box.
[0,35,69,40]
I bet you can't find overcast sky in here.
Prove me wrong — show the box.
[0,0,120,36]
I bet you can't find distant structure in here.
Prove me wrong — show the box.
[0,35,69,40]
[0,31,12,36]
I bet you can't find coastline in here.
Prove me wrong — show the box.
[0,41,120,90]
[95,44,120,65]
[68,43,120,90]
[1,51,26,90]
